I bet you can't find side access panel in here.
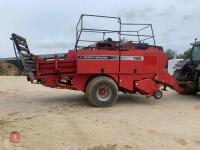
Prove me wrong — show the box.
[120,49,161,74]
[119,49,167,91]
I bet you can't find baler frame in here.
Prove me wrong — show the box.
[10,14,184,107]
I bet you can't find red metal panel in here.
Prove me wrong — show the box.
[34,45,182,97]
[119,74,156,91]
[72,74,119,91]
[120,49,160,74]
[42,75,57,88]
[154,70,183,92]
[144,56,157,65]
[119,74,134,91]
[135,79,159,96]
[118,47,167,92]
[76,50,119,74]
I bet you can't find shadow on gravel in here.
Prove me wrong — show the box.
[40,93,89,106]
[117,94,159,105]
[39,92,159,107]
[177,93,200,102]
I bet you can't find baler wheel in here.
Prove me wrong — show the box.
[86,76,118,107]
[153,90,163,99]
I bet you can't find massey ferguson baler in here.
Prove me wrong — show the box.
[10,14,183,107]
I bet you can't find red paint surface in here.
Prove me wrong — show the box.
[33,42,182,97]
[9,131,20,143]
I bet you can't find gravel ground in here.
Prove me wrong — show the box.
[0,76,200,150]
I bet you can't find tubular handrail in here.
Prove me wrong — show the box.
[74,14,156,50]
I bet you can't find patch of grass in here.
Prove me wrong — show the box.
[0,65,8,75]
[0,61,21,75]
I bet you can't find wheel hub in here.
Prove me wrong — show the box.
[98,88,106,96]
[96,85,112,101]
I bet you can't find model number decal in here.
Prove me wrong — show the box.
[120,56,144,61]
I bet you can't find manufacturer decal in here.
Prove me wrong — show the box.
[78,55,144,61]
[78,55,119,60]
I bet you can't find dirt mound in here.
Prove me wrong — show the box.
[0,60,23,75]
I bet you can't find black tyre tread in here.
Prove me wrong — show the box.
[179,89,199,95]
[173,70,199,95]
[86,76,118,107]
[153,90,163,99]
[173,70,186,81]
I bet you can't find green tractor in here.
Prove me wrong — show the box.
[173,39,200,94]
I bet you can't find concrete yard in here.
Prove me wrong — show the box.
[0,76,200,150]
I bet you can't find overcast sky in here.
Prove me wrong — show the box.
[0,0,200,58]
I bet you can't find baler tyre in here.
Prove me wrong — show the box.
[153,90,163,99]
[86,76,118,107]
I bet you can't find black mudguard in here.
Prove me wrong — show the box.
[173,59,190,70]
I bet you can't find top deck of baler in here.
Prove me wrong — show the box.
[74,14,156,50]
